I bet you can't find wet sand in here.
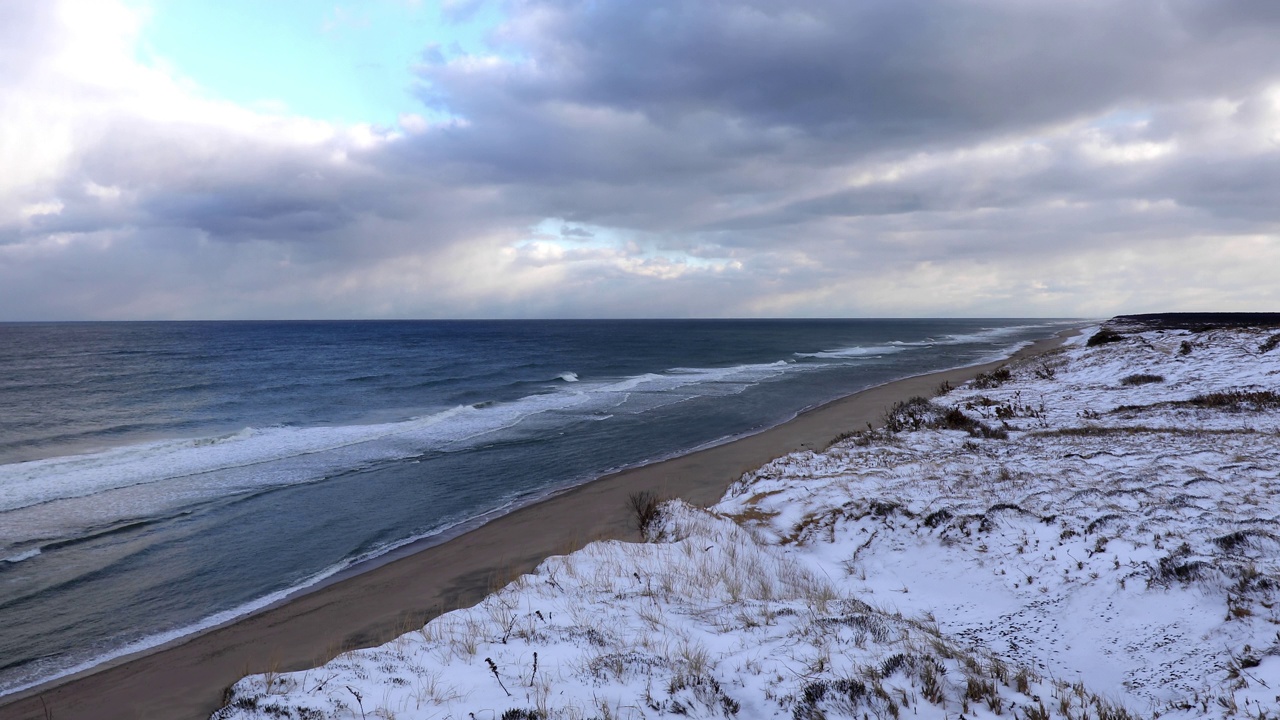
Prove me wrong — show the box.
[0,329,1079,720]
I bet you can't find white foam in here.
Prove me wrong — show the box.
[795,344,906,359]
[796,325,1059,361]
[595,372,666,392]
[934,324,1044,345]
[0,359,795,517]
[970,339,1036,365]
[0,396,596,515]
[3,548,40,564]
[665,359,790,382]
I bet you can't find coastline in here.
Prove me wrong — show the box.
[0,327,1082,720]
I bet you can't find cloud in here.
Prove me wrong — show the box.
[420,1,1280,162]
[1,0,1278,319]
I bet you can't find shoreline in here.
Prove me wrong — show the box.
[0,326,1083,720]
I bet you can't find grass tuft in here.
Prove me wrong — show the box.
[1120,373,1164,386]
[500,710,544,720]
[1213,529,1277,552]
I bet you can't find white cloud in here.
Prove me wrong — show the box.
[19,200,64,221]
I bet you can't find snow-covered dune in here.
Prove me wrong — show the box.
[216,324,1280,720]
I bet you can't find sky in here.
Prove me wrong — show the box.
[1,0,1278,320]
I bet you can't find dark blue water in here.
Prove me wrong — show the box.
[0,319,1073,695]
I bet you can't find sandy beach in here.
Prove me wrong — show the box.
[0,331,1076,720]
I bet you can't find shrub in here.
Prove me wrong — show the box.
[971,422,1009,440]
[627,491,662,540]
[882,400,1005,439]
[882,397,934,432]
[1120,373,1164,386]
[939,407,978,431]
[826,429,860,448]
[1087,328,1124,347]
[828,428,887,448]
[972,366,1012,389]
[1260,333,1280,353]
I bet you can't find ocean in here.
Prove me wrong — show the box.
[0,319,1074,696]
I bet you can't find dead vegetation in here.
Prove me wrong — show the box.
[880,397,1008,439]
[972,366,1012,389]
[1120,374,1164,386]
[1111,389,1280,415]
[1187,389,1280,411]
[627,491,662,540]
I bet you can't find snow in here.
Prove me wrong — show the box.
[215,324,1280,719]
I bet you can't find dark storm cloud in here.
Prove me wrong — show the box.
[416,0,1280,170]
[24,114,499,265]
[63,123,383,242]
[375,0,1280,276]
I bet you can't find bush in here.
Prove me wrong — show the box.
[956,405,1010,438]
[1087,328,1124,346]
[627,491,662,540]
[972,423,1009,440]
[827,429,860,448]
[883,399,1006,439]
[882,396,935,432]
[939,407,978,431]
[1260,333,1280,354]
[972,366,1012,389]
[1033,362,1057,380]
